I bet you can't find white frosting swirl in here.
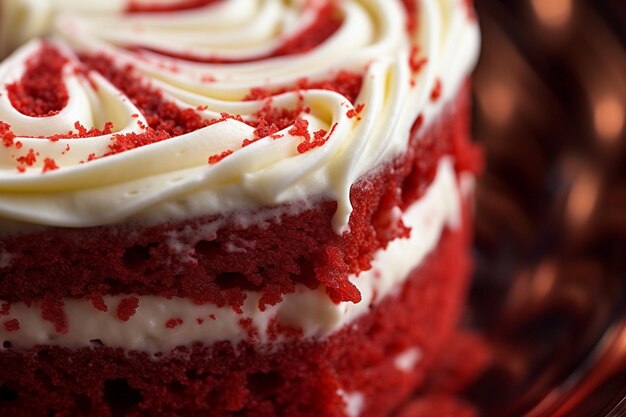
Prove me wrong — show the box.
[0,0,479,232]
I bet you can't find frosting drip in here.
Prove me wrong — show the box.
[0,0,479,232]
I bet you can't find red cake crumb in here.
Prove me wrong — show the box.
[7,43,69,117]
[116,297,139,322]
[16,149,37,167]
[86,295,108,312]
[3,319,20,332]
[41,296,68,334]
[106,130,171,156]
[430,78,443,102]
[288,118,310,141]
[196,318,204,325]
[47,121,115,141]
[244,71,363,105]
[346,103,364,119]
[165,318,183,329]
[42,158,59,173]
[251,118,281,140]
[208,150,233,164]
[409,46,428,74]
[297,124,335,154]
[1,122,16,147]
[127,0,222,13]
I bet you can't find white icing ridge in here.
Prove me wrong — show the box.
[0,158,465,353]
[0,0,480,233]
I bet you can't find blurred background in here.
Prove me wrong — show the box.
[468,0,626,415]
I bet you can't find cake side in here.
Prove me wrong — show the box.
[0,197,474,417]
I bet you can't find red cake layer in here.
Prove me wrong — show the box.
[0,85,480,311]
[0,200,472,417]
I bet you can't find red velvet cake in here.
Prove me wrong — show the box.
[0,0,481,416]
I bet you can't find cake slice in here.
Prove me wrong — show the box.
[0,1,480,416]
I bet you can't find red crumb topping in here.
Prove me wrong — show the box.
[208,149,233,164]
[209,314,216,320]
[1,122,16,148]
[297,123,336,154]
[106,130,171,156]
[46,121,115,142]
[431,78,443,101]
[288,117,335,154]
[346,103,365,119]
[17,149,37,167]
[3,319,20,332]
[244,71,363,105]
[165,318,183,329]
[409,46,428,74]
[7,43,69,117]
[116,297,139,322]
[196,318,204,325]
[288,118,310,142]
[0,303,10,316]
[79,54,211,138]
[251,118,281,140]
[42,158,59,173]
[41,296,68,334]
[127,0,221,13]
[79,55,257,157]
[241,97,309,148]
[86,295,108,312]
[401,0,419,34]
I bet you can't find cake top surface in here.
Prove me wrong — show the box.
[0,0,479,231]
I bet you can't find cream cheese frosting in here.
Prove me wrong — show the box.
[0,157,463,353]
[0,0,479,233]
